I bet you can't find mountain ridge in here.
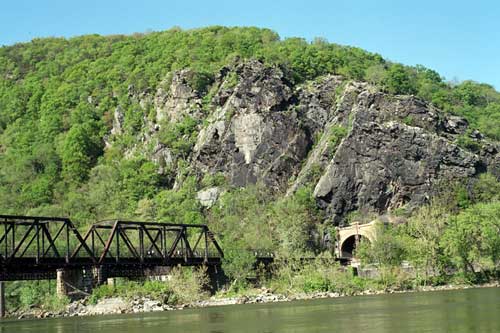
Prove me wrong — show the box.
[0,26,499,227]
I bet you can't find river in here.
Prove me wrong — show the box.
[1,287,499,333]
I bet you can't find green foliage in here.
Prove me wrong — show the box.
[476,103,500,140]
[60,125,102,183]
[205,185,324,291]
[270,259,376,295]
[159,116,198,158]
[272,186,322,256]
[327,125,347,157]
[301,273,332,293]
[454,184,472,209]
[42,294,70,312]
[0,25,499,223]
[402,115,415,126]
[222,71,239,89]
[209,185,322,259]
[365,64,387,86]
[442,202,500,273]
[155,176,204,224]
[210,184,276,252]
[471,173,500,203]
[222,245,257,286]
[456,132,481,152]
[89,279,173,305]
[357,182,500,281]
[200,172,226,188]
[383,64,417,95]
[185,71,214,94]
[89,267,208,305]
[168,266,209,304]
[0,27,499,308]
[6,280,68,312]
[399,202,449,278]
[357,224,407,266]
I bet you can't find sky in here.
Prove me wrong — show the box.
[1,0,499,88]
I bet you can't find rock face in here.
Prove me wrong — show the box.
[155,69,204,123]
[312,87,483,223]
[193,60,311,191]
[111,106,125,136]
[107,59,500,224]
[314,120,478,223]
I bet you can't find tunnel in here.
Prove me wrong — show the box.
[340,234,369,258]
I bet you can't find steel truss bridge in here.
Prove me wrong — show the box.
[0,215,224,281]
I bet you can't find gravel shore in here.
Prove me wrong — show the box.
[11,282,499,320]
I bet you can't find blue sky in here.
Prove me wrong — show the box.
[1,0,499,88]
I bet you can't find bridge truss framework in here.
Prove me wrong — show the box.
[0,215,224,281]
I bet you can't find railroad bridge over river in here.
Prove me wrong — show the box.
[0,215,225,301]
[0,214,378,314]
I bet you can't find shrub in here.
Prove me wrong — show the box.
[456,133,481,152]
[88,269,208,306]
[159,116,199,158]
[327,125,348,158]
[168,267,209,304]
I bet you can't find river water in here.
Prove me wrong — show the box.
[1,287,499,333]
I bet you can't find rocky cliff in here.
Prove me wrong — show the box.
[110,59,500,224]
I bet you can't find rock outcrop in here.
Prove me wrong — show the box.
[197,187,221,208]
[312,86,485,223]
[193,60,311,191]
[106,59,500,224]
[155,69,204,123]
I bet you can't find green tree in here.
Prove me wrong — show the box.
[357,223,407,267]
[402,203,449,279]
[58,124,102,183]
[272,187,321,257]
[471,173,500,203]
[365,64,387,86]
[442,202,500,273]
[155,176,204,225]
[384,64,417,95]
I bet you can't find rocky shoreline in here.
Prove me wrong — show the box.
[10,282,499,320]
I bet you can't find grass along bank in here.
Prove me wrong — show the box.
[6,259,499,319]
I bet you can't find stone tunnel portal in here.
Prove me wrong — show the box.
[339,234,370,259]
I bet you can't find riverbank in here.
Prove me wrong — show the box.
[9,281,499,320]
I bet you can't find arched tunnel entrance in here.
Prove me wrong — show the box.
[340,235,369,259]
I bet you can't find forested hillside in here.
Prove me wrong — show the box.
[2,26,500,311]
[0,26,497,220]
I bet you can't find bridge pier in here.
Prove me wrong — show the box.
[107,277,116,287]
[93,266,106,286]
[206,265,226,291]
[56,268,98,299]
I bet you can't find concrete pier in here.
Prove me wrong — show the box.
[107,278,116,287]
[56,268,99,299]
